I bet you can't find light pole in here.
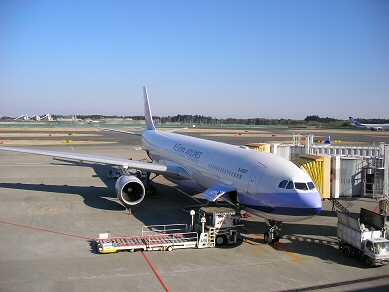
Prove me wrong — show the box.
[201,216,206,234]
[190,209,195,231]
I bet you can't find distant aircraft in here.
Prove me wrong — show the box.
[84,118,100,124]
[14,114,52,122]
[320,136,331,147]
[349,117,389,131]
[56,115,78,123]
[0,87,322,244]
[14,114,30,121]
[41,113,53,122]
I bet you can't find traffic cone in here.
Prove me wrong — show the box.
[128,208,132,215]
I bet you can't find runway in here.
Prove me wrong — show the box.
[0,126,389,291]
[1,125,389,146]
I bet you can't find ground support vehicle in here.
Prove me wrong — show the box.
[195,207,241,246]
[95,207,240,254]
[337,208,389,267]
[96,224,199,253]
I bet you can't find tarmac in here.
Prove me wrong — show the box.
[0,126,389,292]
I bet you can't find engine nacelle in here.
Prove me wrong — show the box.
[115,175,146,208]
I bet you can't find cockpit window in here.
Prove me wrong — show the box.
[279,180,316,191]
[307,182,316,190]
[278,180,288,188]
[286,181,294,189]
[295,182,308,190]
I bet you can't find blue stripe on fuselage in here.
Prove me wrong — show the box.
[244,205,322,216]
[239,191,322,217]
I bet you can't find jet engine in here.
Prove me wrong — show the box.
[115,175,146,208]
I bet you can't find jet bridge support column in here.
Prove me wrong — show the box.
[331,156,341,199]
[384,145,388,198]
[382,145,389,216]
[305,135,313,155]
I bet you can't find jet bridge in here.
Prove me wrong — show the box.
[304,137,388,200]
[292,154,331,200]
[248,135,388,211]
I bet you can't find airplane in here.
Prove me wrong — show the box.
[316,136,331,147]
[84,118,100,124]
[56,115,79,123]
[14,114,30,121]
[41,113,53,122]
[14,114,52,122]
[0,87,322,244]
[349,117,389,131]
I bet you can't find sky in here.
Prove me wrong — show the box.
[1,1,388,120]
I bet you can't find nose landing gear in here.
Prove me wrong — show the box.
[264,220,282,244]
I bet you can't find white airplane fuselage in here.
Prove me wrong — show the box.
[349,117,389,131]
[142,129,322,222]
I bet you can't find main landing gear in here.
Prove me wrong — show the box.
[264,220,282,244]
[143,171,158,197]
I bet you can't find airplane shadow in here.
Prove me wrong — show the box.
[0,182,125,211]
[239,218,377,269]
[0,158,126,211]
[2,158,382,263]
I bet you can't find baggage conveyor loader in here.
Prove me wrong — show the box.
[95,207,240,254]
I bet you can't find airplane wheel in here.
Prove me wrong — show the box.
[264,232,272,244]
[167,246,173,252]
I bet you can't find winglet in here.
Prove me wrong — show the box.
[324,136,331,145]
[143,86,156,130]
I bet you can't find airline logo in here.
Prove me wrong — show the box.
[172,143,203,162]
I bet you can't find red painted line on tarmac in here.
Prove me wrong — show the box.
[4,219,169,291]
[141,251,170,292]
[0,220,92,240]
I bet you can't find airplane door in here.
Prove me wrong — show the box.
[247,166,265,194]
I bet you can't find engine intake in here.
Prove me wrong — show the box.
[115,175,145,208]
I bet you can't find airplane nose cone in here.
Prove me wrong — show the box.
[238,190,322,220]
[301,191,322,216]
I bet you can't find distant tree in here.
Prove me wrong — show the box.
[304,115,320,122]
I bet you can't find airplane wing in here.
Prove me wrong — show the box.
[167,127,188,133]
[100,128,142,136]
[0,146,167,174]
[101,127,187,135]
